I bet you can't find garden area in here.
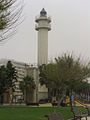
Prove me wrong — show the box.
[0,106,73,120]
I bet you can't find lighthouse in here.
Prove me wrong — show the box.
[35,8,51,66]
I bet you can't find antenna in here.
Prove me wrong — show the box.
[42,0,47,10]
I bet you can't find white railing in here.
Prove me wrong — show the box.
[35,24,51,30]
[35,15,51,22]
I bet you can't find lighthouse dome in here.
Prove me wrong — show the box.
[40,8,47,16]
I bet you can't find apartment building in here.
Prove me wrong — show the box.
[0,59,30,103]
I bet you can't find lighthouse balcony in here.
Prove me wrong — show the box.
[35,15,51,23]
[35,24,51,31]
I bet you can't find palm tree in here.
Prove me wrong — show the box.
[20,75,36,104]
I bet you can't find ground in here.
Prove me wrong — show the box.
[0,106,73,120]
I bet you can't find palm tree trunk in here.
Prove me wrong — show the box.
[0,94,4,105]
[26,87,28,104]
[70,90,73,112]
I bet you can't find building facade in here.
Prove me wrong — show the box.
[0,59,48,103]
[0,59,29,103]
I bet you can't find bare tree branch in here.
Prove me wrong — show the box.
[0,0,24,42]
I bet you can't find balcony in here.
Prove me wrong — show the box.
[35,15,51,23]
[35,24,51,31]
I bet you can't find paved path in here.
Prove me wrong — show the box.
[81,117,90,120]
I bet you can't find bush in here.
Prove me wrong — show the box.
[26,103,39,106]
[39,99,49,104]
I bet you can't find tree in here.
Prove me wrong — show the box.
[55,54,90,107]
[75,81,90,102]
[0,65,7,104]
[39,63,59,102]
[20,75,36,104]
[55,54,90,92]
[0,61,17,104]
[6,61,17,94]
[39,54,90,106]
[0,0,23,41]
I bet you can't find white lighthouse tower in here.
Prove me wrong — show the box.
[35,9,51,101]
[35,8,51,66]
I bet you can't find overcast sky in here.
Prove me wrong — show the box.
[0,0,90,64]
